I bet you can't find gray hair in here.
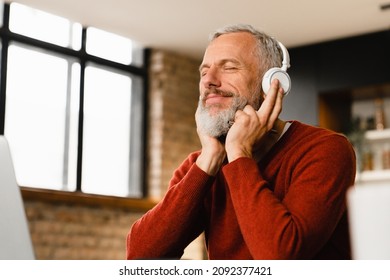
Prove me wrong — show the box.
[209,24,283,74]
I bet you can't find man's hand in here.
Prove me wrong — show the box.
[225,79,284,162]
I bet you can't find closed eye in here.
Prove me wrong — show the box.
[200,69,208,77]
[223,65,239,72]
[222,60,241,72]
[199,64,209,77]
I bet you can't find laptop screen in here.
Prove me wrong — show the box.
[0,136,35,259]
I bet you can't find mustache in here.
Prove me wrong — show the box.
[201,88,236,100]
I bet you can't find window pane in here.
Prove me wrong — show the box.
[82,64,143,197]
[9,3,82,50]
[4,43,80,191]
[86,27,143,66]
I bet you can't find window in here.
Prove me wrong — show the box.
[86,27,132,64]
[5,43,79,191]
[0,3,147,198]
[8,2,82,50]
[82,65,143,197]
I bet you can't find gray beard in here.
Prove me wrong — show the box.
[196,95,249,138]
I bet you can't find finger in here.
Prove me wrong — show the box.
[258,79,280,116]
[266,87,284,128]
[234,109,246,120]
[257,79,281,127]
[258,79,280,119]
[233,109,253,126]
[242,104,257,116]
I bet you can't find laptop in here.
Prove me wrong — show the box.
[0,135,35,259]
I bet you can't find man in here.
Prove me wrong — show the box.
[126,24,356,259]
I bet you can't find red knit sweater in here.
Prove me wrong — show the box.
[126,121,356,259]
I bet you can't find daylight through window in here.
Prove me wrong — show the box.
[0,2,147,198]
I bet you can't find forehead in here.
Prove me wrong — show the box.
[202,32,258,65]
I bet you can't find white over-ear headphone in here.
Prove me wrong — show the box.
[261,41,291,95]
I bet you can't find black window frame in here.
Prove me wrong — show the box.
[0,2,150,199]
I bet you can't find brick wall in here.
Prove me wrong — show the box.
[23,49,205,260]
[147,50,201,198]
[25,200,141,259]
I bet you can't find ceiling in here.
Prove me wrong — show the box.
[4,0,390,60]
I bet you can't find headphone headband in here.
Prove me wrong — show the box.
[278,41,290,71]
[261,40,291,95]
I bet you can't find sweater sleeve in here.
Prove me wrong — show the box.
[222,134,356,259]
[126,152,212,260]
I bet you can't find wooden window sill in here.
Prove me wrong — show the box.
[21,187,158,212]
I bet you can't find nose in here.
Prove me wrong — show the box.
[200,66,221,89]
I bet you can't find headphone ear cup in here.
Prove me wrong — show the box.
[261,67,291,96]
